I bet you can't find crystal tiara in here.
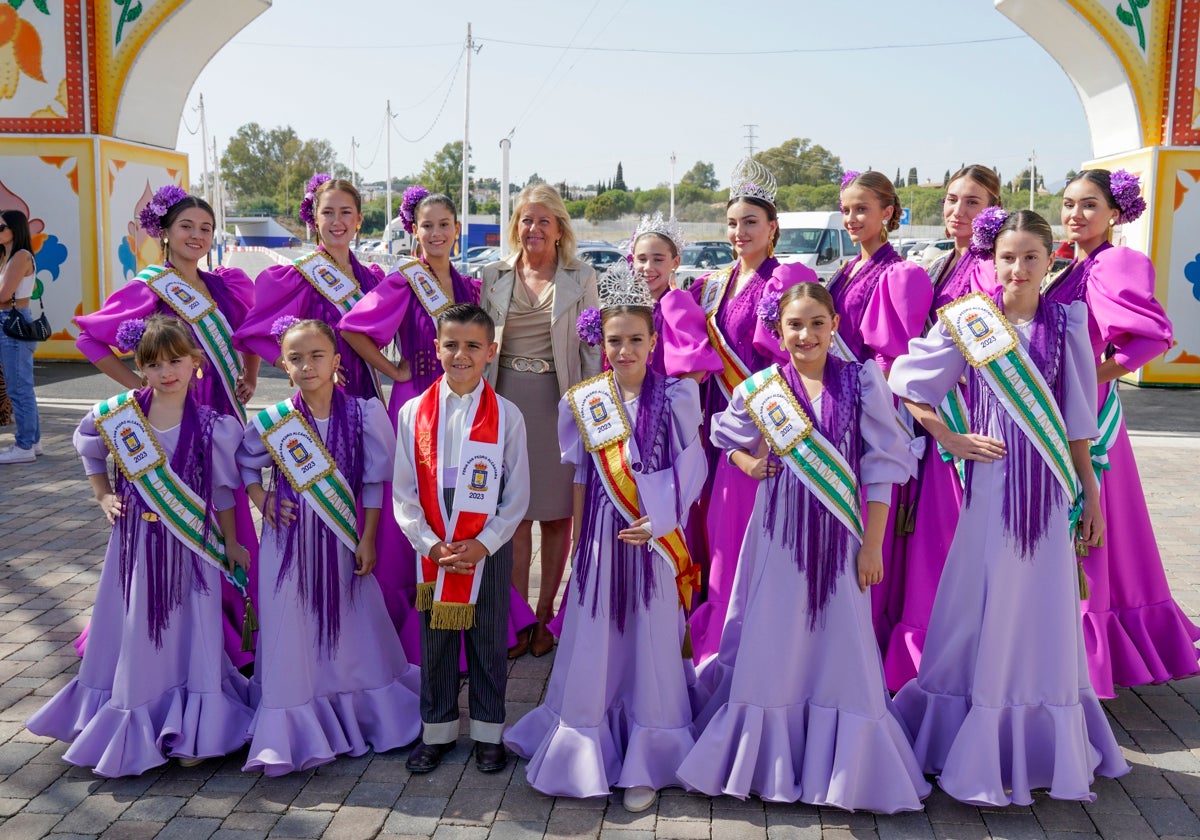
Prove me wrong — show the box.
[598,259,654,310]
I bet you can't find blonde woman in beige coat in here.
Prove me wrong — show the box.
[480,184,601,657]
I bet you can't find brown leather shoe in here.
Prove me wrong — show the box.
[530,622,555,657]
[507,627,532,659]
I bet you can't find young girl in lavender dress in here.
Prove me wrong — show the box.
[74,188,260,669]
[891,209,1128,805]
[27,316,253,776]
[505,262,707,813]
[676,283,927,812]
[237,319,420,775]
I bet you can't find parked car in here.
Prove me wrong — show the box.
[464,245,496,262]
[674,244,736,289]
[578,246,626,274]
[909,239,955,267]
[774,211,857,282]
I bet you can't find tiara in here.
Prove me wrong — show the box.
[598,259,654,310]
[728,157,778,206]
[631,212,685,255]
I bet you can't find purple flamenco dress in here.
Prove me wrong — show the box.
[685,259,813,664]
[677,358,928,812]
[338,264,536,660]
[505,374,707,797]
[74,265,259,669]
[890,295,1129,806]
[1044,242,1197,697]
[26,393,253,777]
[237,393,422,775]
[825,243,932,657]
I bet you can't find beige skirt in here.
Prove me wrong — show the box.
[496,365,574,521]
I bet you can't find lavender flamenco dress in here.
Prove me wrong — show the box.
[881,250,992,690]
[677,359,927,812]
[74,266,259,669]
[337,265,537,659]
[1044,242,1197,697]
[505,374,707,796]
[237,393,421,775]
[890,295,1129,806]
[685,259,813,663]
[27,394,253,777]
[826,244,932,655]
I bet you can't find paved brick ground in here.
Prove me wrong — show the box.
[2,380,1199,837]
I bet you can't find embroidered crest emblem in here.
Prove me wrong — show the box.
[120,427,144,455]
[168,283,194,304]
[966,311,992,340]
[286,436,312,466]
[588,395,609,425]
[469,461,489,492]
[315,265,340,287]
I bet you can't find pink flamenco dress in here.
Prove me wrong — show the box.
[26,393,254,776]
[825,242,932,657]
[684,259,813,664]
[74,265,259,670]
[337,263,536,660]
[1043,241,1197,697]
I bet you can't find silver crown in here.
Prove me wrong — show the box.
[631,212,686,255]
[598,259,654,310]
[728,156,778,206]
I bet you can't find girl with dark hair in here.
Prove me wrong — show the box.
[74,186,260,669]
[685,158,815,663]
[1046,169,1196,697]
[0,209,41,463]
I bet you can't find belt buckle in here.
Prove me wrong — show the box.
[513,357,548,374]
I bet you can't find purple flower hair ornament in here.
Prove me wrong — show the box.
[115,318,148,354]
[298,173,332,230]
[270,315,301,345]
[576,307,602,347]
[1109,169,1146,224]
[840,170,861,191]
[757,290,783,338]
[400,185,430,235]
[138,184,190,238]
[970,206,1009,255]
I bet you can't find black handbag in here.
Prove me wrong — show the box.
[3,299,52,342]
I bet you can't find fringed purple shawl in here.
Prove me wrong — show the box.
[270,389,365,651]
[113,389,216,648]
[931,249,985,312]
[573,369,674,632]
[761,357,862,628]
[827,243,901,362]
[963,288,1070,557]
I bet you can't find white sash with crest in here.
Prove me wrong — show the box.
[395,259,454,320]
[292,251,365,313]
[700,268,753,400]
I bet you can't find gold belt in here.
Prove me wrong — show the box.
[499,355,555,374]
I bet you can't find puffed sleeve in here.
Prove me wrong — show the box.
[861,261,934,371]
[359,398,397,508]
[640,377,708,538]
[233,264,310,365]
[578,265,602,379]
[968,257,998,295]
[338,269,419,350]
[711,379,764,455]
[209,415,243,512]
[888,321,969,409]
[859,360,918,503]
[74,281,162,362]
[658,290,723,377]
[557,393,589,483]
[1061,302,1101,441]
[1087,246,1172,371]
[207,266,255,328]
[752,263,817,363]
[236,417,275,491]
[73,408,111,476]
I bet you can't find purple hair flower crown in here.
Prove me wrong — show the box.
[1109,169,1146,225]
[840,170,861,191]
[400,185,430,235]
[138,184,189,238]
[970,206,1010,254]
[270,315,301,345]
[575,307,602,347]
[115,318,148,354]
[299,173,332,231]
[757,290,783,338]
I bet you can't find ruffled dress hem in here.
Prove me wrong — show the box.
[1082,599,1200,698]
[881,620,926,692]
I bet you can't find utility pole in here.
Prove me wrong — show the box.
[197,94,211,204]
[349,136,359,190]
[743,124,758,157]
[1029,149,1037,211]
[500,134,512,259]
[385,100,393,252]
[670,151,676,220]
[461,23,480,261]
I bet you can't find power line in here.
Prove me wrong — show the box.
[479,34,1025,56]
[391,46,465,143]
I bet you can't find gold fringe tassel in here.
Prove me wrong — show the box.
[681,625,693,660]
[1077,560,1089,601]
[415,581,435,612]
[240,597,259,652]
[430,601,476,631]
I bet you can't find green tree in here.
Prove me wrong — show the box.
[417,141,473,210]
[681,161,719,190]
[584,191,622,223]
[907,167,919,187]
[613,162,627,192]
[220,123,339,215]
[526,172,546,186]
[755,138,842,187]
[943,169,951,187]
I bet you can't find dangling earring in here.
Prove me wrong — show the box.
[195,366,204,380]
[287,375,294,387]
[768,239,775,259]
[880,225,889,244]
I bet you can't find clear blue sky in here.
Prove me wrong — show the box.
[177,0,1092,193]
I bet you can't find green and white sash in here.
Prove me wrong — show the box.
[292,251,366,314]
[93,392,249,595]
[138,265,245,423]
[938,292,1082,505]
[935,386,970,484]
[1090,385,1122,486]
[395,259,454,319]
[741,367,864,542]
[251,398,359,552]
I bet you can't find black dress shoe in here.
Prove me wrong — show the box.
[405,740,455,773]
[474,740,508,773]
